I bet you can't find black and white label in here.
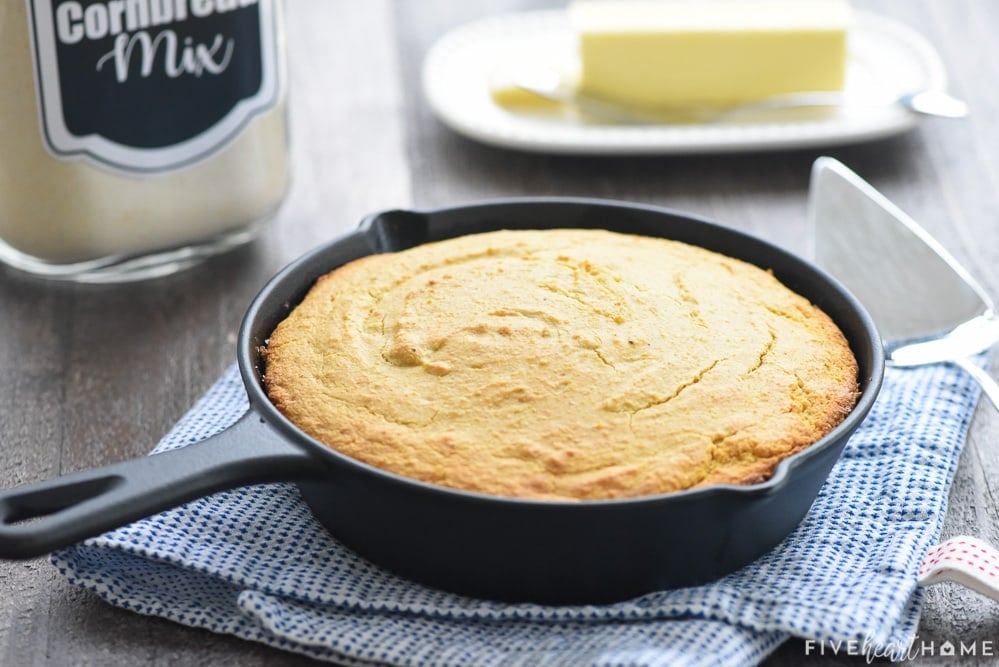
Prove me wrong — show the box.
[27,0,280,174]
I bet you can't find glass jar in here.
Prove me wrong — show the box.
[0,0,290,282]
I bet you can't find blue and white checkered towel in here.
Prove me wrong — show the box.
[52,361,981,666]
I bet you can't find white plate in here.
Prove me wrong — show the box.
[421,9,948,154]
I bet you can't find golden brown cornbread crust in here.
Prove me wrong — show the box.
[263,229,859,501]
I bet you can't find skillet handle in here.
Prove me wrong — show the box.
[0,411,320,559]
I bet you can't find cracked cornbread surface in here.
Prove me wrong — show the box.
[263,228,859,500]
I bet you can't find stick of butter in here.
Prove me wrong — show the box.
[570,0,851,109]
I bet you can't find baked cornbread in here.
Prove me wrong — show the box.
[264,229,858,501]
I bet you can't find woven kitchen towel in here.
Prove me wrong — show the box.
[52,361,982,666]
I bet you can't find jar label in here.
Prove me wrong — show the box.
[26,0,281,174]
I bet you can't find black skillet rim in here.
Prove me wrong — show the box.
[238,196,885,509]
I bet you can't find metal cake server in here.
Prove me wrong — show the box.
[810,157,999,603]
[808,156,999,410]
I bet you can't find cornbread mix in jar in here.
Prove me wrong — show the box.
[0,0,289,281]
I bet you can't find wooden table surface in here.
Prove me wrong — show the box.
[3,1,998,664]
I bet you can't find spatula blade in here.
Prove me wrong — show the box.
[808,157,992,348]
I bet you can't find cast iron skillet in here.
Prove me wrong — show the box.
[0,198,884,605]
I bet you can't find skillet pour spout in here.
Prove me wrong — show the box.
[0,198,884,605]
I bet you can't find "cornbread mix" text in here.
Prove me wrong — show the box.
[28,0,279,172]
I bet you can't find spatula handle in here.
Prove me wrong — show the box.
[919,536,999,602]
[952,356,999,413]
